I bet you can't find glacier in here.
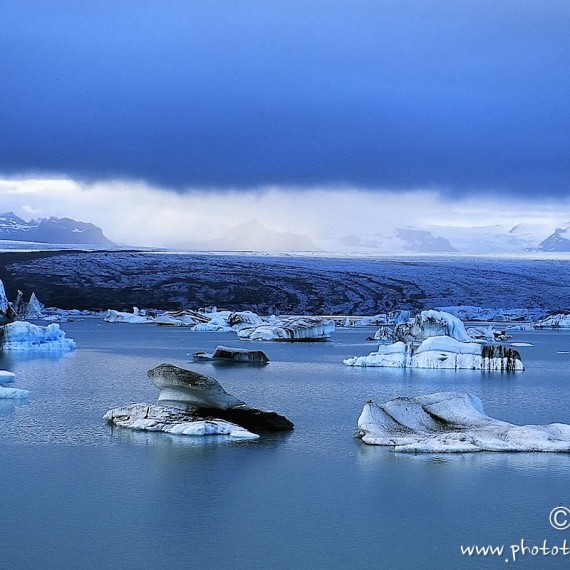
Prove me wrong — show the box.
[357,392,570,453]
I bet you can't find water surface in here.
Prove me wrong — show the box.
[1,322,569,568]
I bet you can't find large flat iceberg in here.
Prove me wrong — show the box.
[357,392,570,453]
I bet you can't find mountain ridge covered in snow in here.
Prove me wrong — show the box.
[0,212,116,246]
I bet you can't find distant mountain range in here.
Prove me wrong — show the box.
[336,223,570,254]
[0,212,116,246]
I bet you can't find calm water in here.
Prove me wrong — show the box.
[1,321,570,569]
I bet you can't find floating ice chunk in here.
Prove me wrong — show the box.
[105,363,294,439]
[536,314,570,329]
[104,308,154,324]
[0,321,76,352]
[237,316,335,341]
[344,336,523,370]
[192,345,270,364]
[0,386,29,398]
[510,342,533,347]
[227,311,264,330]
[436,306,545,322]
[104,404,259,439]
[192,315,234,332]
[343,341,408,367]
[408,310,474,343]
[0,369,16,383]
[154,313,201,327]
[0,280,9,315]
[21,292,45,319]
[357,392,570,453]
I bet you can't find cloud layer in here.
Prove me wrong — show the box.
[1,1,570,195]
[0,177,568,251]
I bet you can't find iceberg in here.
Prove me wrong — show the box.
[192,315,234,332]
[345,310,524,370]
[104,307,154,324]
[436,306,545,322]
[0,369,16,383]
[357,392,570,453]
[20,292,45,319]
[535,314,570,329]
[0,370,29,398]
[192,345,270,364]
[104,404,259,439]
[237,316,335,341]
[0,386,30,398]
[105,363,293,439]
[395,310,474,344]
[344,336,523,370]
[0,321,76,352]
[154,311,203,327]
[227,311,265,330]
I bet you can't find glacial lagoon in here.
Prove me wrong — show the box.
[1,321,570,568]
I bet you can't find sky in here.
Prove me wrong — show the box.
[1,1,570,249]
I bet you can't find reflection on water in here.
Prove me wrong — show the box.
[357,442,570,474]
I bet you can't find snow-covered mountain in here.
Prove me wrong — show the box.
[0,212,116,246]
[537,227,570,252]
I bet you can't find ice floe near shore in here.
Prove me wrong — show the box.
[344,310,523,370]
[105,363,293,439]
[0,321,76,352]
[357,392,570,453]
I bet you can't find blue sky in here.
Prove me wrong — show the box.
[2,0,570,197]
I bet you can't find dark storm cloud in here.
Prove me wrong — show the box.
[1,0,569,195]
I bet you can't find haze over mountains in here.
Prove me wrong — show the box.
[1,209,569,253]
[333,223,570,254]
